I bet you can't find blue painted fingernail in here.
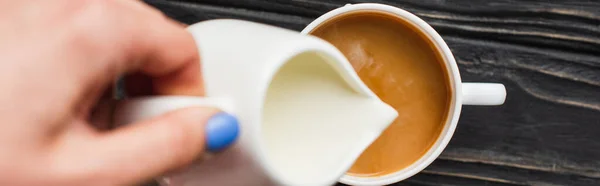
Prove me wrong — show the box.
[206,112,239,152]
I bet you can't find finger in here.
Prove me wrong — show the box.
[125,21,203,97]
[123,1,204,96]
[82,108,238,185]
[76,0,203,99]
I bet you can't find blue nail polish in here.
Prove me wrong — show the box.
[206,112,239,152]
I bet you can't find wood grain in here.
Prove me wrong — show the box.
[144,0,600,185]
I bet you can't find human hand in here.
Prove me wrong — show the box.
[0,0,238,185]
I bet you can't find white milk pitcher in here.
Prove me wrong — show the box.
[113,19,398,186]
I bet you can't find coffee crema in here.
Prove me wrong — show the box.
[310,11,452,176]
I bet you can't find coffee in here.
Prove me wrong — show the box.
[310,11,452,176]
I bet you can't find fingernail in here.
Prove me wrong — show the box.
[206,112,239,152]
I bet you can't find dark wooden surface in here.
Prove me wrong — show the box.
[143,0,600,185]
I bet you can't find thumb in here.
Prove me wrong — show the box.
[88,108,239,185]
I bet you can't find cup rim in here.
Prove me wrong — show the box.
[301,3,464,185]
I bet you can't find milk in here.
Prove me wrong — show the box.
[262,51,397,184]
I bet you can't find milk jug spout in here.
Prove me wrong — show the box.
[258,49,398,185]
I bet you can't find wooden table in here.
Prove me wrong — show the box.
[144,1,600,185]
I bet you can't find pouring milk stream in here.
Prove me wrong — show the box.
[113,19,398,185]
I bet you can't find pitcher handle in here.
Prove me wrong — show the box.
[113,96,235,127]
[462,83,506,105]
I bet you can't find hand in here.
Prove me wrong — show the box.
[0,0,238,185]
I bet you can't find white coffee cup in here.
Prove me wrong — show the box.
[301,3,507,185]
[114,19,398,186]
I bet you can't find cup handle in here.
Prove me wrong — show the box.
[461,83,506,105]
[113,96,235,127]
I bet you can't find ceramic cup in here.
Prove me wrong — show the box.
[113,19,398,186]
[301,3,507,185]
